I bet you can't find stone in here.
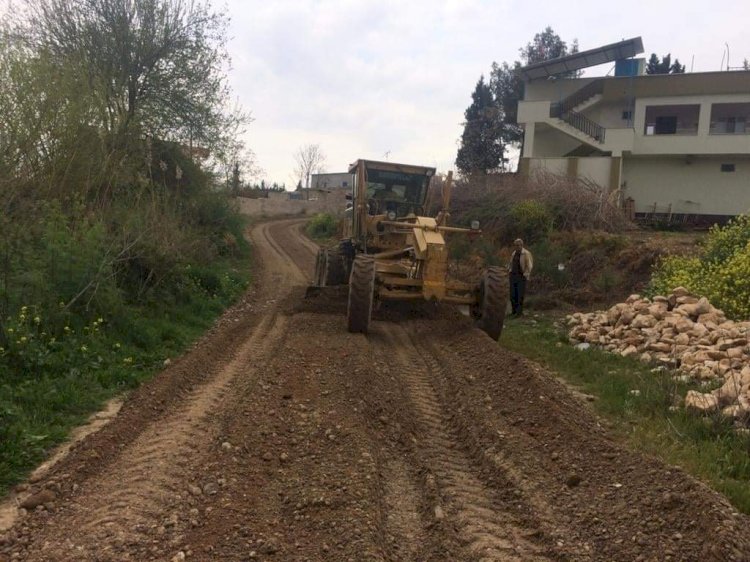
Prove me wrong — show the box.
[631,315,657,329]
[722,405,742,420]
[617,310,635,326]
[648,342,672,353]
[20,489,56,510]
[674,333,691,346]
[565,474,582,488]
[647,304,668,320]
[715,373,743,406]
[621,345,639,358]
[685,391,719,414]
[202,482,219,496]
[719,338,747,351]
[672,287,690,298]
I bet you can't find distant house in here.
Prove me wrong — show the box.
[516,37,750,221]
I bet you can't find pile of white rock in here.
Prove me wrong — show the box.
[567,288,750,421]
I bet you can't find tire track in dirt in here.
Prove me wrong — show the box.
[414,331,564,537]
[24,307,288,561]
[2,219,311,561]
[378,458,429,561]
[376,323,550,562]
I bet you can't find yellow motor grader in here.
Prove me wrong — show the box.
[313,159,505,339]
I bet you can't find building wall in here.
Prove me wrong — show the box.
[578,158,613,187]
[236,192,347,217]
[532,126,582,157]
[528,157,614,189]
[623,156,750,216]
[582,100,634,129]
[523,77,599,102]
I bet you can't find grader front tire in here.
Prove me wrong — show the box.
[475,266,505,340]
[347,256,375,334]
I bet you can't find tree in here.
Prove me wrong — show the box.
[646,53,685,74]
[293,144,326,189]
[455,76,504,175]
[15,0,247,158]
[489,27,579,146]
[519,27,578,70]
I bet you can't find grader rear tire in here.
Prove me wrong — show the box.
[475,266,505,340]
[347,256,375,334]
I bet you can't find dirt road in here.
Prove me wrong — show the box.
[2,218,750,561]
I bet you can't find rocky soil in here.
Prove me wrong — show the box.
[1,221,749,561]
[568,288,750,422]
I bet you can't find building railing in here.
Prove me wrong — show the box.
[560,110,607,143]
[549,79,604,118]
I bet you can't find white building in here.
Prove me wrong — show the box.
[517,37,750,221]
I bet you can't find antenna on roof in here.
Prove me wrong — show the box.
[384,150,391,160]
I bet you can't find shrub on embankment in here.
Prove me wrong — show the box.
[650,215,750,320]
[306,213,339,240]
[443,173,655,306]
[0,0,252,493]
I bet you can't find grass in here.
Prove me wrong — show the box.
[501,315,750,514]
[0,256,252,497]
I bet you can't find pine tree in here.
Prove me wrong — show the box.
[455,76,504,175]
[489,27,579,146]
[646,53,661,74]
[646,53,685,74]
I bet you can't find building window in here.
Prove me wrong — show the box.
[342,181,348,187]
[644,104,700,135]
[710,103,750,134]
[621,110,633,121]
[721,163,736,172]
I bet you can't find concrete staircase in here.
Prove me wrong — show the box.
[548,80,606,146]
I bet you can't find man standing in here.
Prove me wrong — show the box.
[508,238,533,317]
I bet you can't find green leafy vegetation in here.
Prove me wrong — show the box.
[445,174,644,307]
[0,0,252,495]
[306,213,339,241]
[502,316,750,514]
[650,215,750,318]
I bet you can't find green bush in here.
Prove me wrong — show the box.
[508,200,553,244]
[306,213,338,240]
[528,238,571,289]
[650,215,750,318]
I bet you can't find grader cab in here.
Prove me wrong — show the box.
[313,159,505,339]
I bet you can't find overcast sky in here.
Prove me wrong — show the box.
[226,0,749,185]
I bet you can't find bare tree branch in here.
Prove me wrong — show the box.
[293,144,326,189]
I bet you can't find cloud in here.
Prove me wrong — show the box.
[226,0,750,183]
